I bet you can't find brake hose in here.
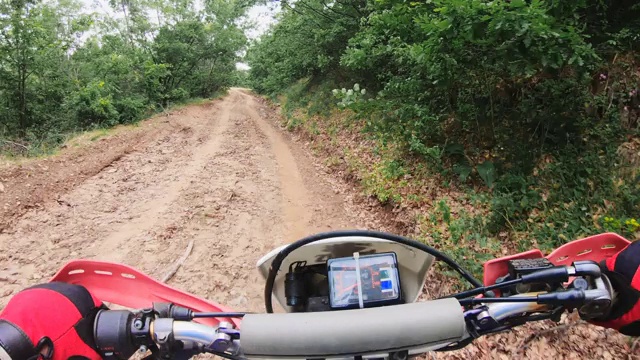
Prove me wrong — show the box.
[264,230,483,313]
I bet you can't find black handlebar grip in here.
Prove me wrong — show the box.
[93,310,137,360]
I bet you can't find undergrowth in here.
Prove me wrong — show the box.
[247,0,640,281]
[0,92,227,159]
[270,75,640,280]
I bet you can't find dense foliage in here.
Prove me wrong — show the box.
[248,0,640,265]
[248,0,367,95]
[0,0,252,153]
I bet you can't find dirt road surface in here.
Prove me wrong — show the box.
[0,88,366,312]
[0,89,631,359]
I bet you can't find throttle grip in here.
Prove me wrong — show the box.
[93,310,137,360]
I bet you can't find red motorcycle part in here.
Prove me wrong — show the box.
[50,260,241,327]
[483,232,631,290]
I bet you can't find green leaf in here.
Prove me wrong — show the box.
[454,163,473,182]
[477,161,496,189]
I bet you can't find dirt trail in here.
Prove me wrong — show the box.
[0,89,631,359]
[0,89,361,311]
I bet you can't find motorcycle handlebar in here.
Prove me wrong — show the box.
[94,299,467,359]
[93,274,614,359]
[239,298,466,358]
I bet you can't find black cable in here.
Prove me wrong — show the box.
[453,278,523,299]
[458,296,539,306]
[264,230,483,313]
[192,312,248,318]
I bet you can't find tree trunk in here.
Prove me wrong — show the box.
[18,59,28,136]
[121,0,131,45]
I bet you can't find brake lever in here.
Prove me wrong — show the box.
[464,303,559,338]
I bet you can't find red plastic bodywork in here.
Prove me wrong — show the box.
[483,232,631,290]
[49,260,241,327]
[48,233,630,324]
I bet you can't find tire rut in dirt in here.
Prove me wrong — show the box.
[239,92,312,243]
[161,94,288,312]
[93,98,234,264]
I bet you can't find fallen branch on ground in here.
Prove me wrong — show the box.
[161,238,195,283]
[0,139,29,150]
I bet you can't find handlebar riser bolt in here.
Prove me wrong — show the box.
[134,319,144,330]
[212,333,232,351]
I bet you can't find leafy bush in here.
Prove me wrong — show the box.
[342,0,599,163]
[68,81,120,127]
[114,96,149,124]
[144,62,172,107]
[332,84,367,108]
[168,88,190,103]
[247,0,366,95]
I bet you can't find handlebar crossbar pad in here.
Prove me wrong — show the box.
[241,298,465,358]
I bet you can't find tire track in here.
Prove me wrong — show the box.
[239,91,312,243]
[95,93,236,262]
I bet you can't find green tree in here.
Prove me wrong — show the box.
[247,0,367,94]
[0,0,82,135]
[0,0,253,147]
